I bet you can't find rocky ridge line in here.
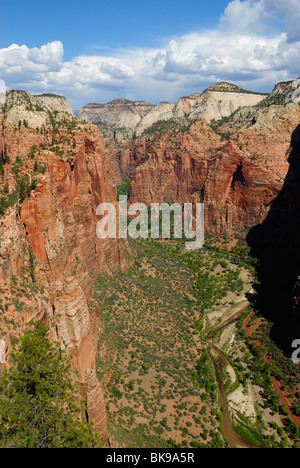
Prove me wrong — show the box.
[79,82,267,142]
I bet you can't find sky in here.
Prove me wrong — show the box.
[0,0,300,108]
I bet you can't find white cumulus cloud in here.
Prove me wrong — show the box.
[262,0,300,42]
[0,79,5,93]
[220,0,272,35]
[0,41,63,84]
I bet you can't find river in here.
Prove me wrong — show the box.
[206,303,261,448]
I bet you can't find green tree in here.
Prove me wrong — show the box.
[18,177,28,203]
[0,322,101,448]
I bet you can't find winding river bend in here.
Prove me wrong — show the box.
[206,302,261,449]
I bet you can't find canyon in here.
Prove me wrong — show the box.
[0,90,125,437]
[109,81,300,240]
[109,78,300,364]
[0,77,300,447]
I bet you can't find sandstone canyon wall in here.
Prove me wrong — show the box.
[109,80,299,239]
[247,124,300,351]
[122,104,299,237]
[0,78,299,440]
[0,91,125,437]
[112,78,300,352]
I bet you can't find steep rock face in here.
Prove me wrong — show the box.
[182,83,266,122]
[128,133,282,236]
[0,90,74,130]
[125,102,299,236]
[135,101,175,137]
[216,78,300,132]
[128,121,223,204]
[203,142,282,234]
[34,94,75,115]
[174,94,201,114]
[247,124,300,351]
[262,78,300,106]
[0,102,125,436]
[79,99,155,142]
[79,82,266,142]
[122,120,231,178]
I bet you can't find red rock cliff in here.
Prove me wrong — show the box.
[247,124,300,351]
[0,114,125,437]
[122,112,299,236]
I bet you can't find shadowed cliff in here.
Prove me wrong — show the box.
[247,123,300,352]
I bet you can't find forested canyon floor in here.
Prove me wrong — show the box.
[93,238,300,448]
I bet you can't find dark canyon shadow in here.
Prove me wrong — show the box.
[247,124,300,353]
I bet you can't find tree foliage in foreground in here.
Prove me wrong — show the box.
[0,322,102,448]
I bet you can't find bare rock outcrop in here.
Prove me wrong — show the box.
[79,99,154,142]
[0,90,75,129]
[35,93,75,115]
[182,83,266,122]
[0,93,125,437]
[247,124,300,351]
[79,82,266,142]
[124,90,300,237]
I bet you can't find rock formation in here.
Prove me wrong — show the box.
[79,82,266,142]
[1,90,74,129]
[79,99,154,142]
[247,124,300,351]
[0,91,125,437]
[0,77,299,442]
[34,93,75,115]
[121,108,298,237]
[177,83,266,122]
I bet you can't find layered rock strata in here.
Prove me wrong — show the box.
[0,92,125,436]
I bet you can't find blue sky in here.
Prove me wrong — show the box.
[1,1,231,57]
[0,0,299,108]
